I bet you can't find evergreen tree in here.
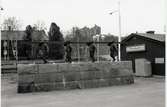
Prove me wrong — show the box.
[48,22,65,59]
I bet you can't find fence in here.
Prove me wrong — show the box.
[1,40,117,62]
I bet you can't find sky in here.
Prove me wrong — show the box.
[0,0,166,36]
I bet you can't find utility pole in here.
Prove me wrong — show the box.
[118,1,121,61]
[109,1,122,61]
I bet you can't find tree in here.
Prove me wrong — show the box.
[24,25,33,41]
[2,16,22,30]
[22,25,33,60]
[103,34,118,42]
[33,20,47,31]
[48,22,65,59]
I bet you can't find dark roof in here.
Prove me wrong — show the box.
[122,33,165,43]
[1,30,48,41]
[136,33,165,42]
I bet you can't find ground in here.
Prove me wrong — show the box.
[1,73,165,107]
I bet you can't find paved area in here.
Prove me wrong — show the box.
[1,74,165,107]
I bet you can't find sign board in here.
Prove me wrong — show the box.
[126,44,146,53]
[155,58,164,64]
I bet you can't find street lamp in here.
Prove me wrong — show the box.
[109,1,121,61]
[0,7,3,10]
[0,6,3,29]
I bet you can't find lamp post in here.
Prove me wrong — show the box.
[97,35,100,62]
[109,1,121,61]
[0,7,3,31]
[0,7,4,59]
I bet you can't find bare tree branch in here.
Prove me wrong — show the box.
[2,16,22,30]
[33,20,47,31]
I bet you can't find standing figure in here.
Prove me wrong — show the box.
[38,42,48,64]
[87,42,96,62]
[108,41,117,62]
[64,41,72,63]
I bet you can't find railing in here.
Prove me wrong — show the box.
[1,40,118,63]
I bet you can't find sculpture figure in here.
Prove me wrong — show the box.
[87,41,96,62]
[64,41,72,63]
[108,41,117,62]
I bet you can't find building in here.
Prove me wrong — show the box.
[121,31,165,75]
[1,30,48,60]
[90,24,101,36]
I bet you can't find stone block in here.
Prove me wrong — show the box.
[79,71,103,80]
[35,82,65,91]
[79,63,100,72]
[35,83,55,92]
[36,73,64,83]
[109,77,122,86]
[79,80,99,89]
[33,73,51,83]
[58,63,80,72]
[65,81,79,89]
[18,74,34,84]
[49,72,63,82]
[54,82,65,90]
[18,84,29,93]
[98,79,110,87]
[91,71,104,79]
[18,82,35,93]
[64,72,80,81]
[79,71,90,80]
[18,64,38,74]
[38,64,58,73]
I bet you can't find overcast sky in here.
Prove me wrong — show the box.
[0,0,165,36]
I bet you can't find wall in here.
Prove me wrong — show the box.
[18,61,134,93]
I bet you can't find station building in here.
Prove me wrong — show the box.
[121,31,165,76]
